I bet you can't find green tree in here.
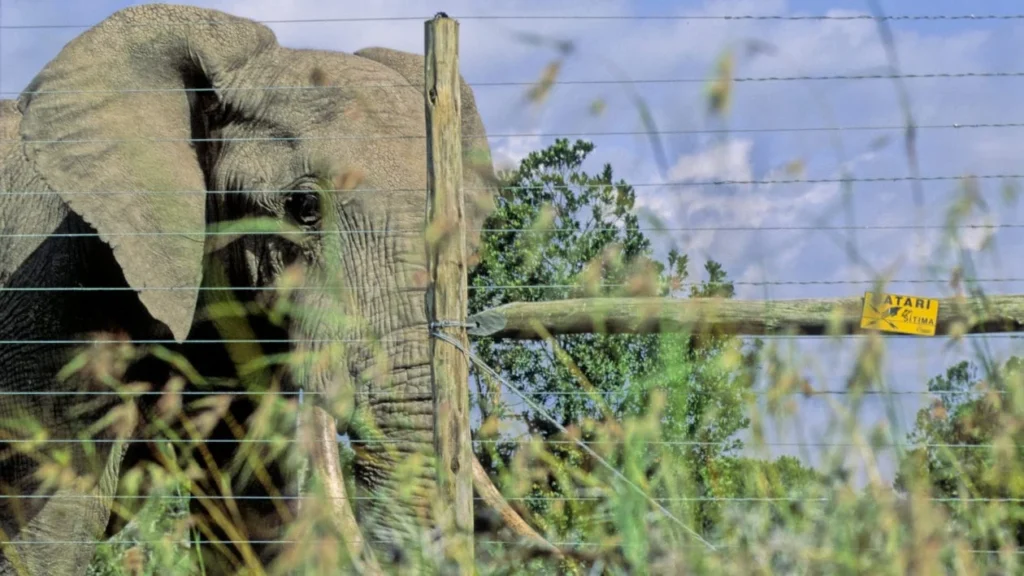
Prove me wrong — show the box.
[467,138,759,540]
[894,357,1024,551]
[727,455,827,497]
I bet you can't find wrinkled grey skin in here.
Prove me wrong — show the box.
[0,4,497,574]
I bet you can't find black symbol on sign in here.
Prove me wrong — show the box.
[866,302,901,330]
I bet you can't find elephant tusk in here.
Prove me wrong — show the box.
[472,456,561,556]
[305,406,384,575]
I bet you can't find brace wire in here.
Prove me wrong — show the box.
[431,322,711,552]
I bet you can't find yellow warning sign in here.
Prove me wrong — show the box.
[860,291,939,336]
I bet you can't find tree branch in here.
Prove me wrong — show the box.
[472,456,560,556]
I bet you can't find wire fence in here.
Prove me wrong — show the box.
[0,438,1011,450]
[3,223,1024,240]
[3,12,1024,29]
[6,72,1024,96]
[0,174,1019,196]
[1,5,1023,572]
[5,493,1024,504]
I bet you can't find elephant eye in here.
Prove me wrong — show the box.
[285,191,321,225]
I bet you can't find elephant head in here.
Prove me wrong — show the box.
[15,3,549,569]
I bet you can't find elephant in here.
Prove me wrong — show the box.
[0,4,553,574]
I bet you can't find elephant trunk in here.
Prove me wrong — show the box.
[349,339,440,548]
[291,196,439,554]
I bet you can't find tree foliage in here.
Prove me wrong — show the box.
[895,357,1024,550]
[467,139,771,539]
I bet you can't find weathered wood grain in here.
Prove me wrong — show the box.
[424,12,474,569]
[467,296,1024,339]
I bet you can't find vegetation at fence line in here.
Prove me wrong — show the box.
[894,357,1024,553]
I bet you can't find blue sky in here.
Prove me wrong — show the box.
[3,0,1024,485]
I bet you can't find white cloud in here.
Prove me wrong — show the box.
[667,138,754,182]
[490,132,543,172]
[955,215,998,253]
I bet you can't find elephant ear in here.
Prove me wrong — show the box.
[17,5,278,341]
[353,47,498,257]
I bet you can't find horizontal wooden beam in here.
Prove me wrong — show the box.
[466,296,1024,340]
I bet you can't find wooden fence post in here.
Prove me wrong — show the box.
[424,12,475,569]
